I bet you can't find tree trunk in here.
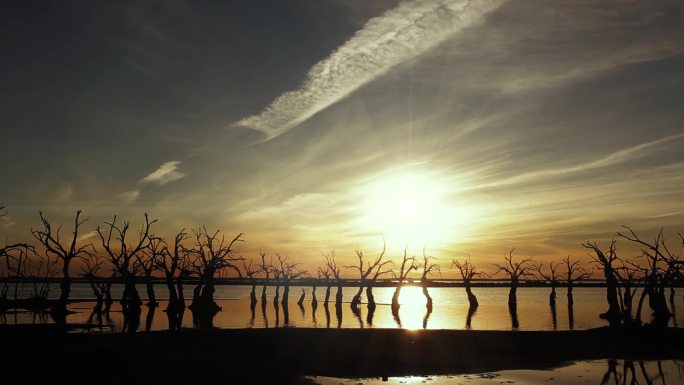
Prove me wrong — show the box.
[366,286,376,311]
[324,285,331,305]
[465,283,478,308]
[59,261,71,305]
[145,274,156,306]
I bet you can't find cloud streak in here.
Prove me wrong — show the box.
[140,160,186,185]
[479,133,684,188]
[234,0,507,139]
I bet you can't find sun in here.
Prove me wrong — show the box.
[352,167,477,249]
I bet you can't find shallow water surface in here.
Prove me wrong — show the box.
[309,360,684,385]
[2,284,683,332]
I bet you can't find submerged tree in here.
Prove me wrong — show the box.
[322,252,343,307]
[452,257,481,308]
[391,248,418,309]
[31,210,93,313]
[138,235,162,307]
[188,228,243,323]
[535,261,560,307]
[563,255,591,330]
[274,254,306,308]
[493,249,535,307]
[583,240,624,326]
[563,256,591,306]
[154,229,190,329]
[418,250,440,312]
[617,227,677,327]
[98,214,156,332]
[346,242,390,313]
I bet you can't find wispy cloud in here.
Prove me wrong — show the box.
[480,133,684,188]
[235,0,507,139]
[140,160,186,185]
[120,189,141,203]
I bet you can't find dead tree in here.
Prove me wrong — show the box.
[274,254,307,307]
[452,257,481,308]
[583,240,623,325]
[258,252,273,307]
[419,250,440,312]
[618,227,675,326]
[242,258,259,306]
[138,235,163,307]
[154,229,190,315]
[535,261,560,307]
[80,254,111,313]
[31,210,93,309]
[563,255,591,306]
[323,252,343,307]
[391,248,418,309]
[366,257,393,312]
[97,214,156,320]
[188,228,243,318]
[617,261,642,324]
[493,249,535,307]
[345,242,390,312]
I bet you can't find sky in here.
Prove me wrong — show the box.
[2,0,684,275]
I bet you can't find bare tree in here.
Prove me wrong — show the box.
[97,214,156,322]
[563,256,591,306]
[242,258,259,305]
[31,211,94,309]
[345,242,390,312]
[391,248,418,309]
[138,235,163,307]
[258,252,273,306]
[274,254,307,307]
[187,228,243,318]
[323,252,343,307]
[618,227,677,327]
[583,240,623,325]
[452,257,482,308]
[535,261,560,307]
[493,249,535,307]
[154,229,190,312]
[419,250,440,311]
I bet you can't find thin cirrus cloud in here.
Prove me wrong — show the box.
[121,160,186,203]
[234,0,507,140]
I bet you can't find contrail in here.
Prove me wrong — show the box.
[234,0,507,139]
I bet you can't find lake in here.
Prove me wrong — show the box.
[2,284,682,332]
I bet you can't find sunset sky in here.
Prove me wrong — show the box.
[2,1,683,274]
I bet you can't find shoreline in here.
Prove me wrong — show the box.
[2,325,683,384]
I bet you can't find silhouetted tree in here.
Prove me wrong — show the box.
[81,254,110,315]
[618,227,677,327]
[391,248,418,309]
[323,252,343,307]
[31,210,93,313]
[241,258,259,307]
[154,229,189,329]
[345,242,390,313]
[274,254,307,307]
[584,240,623,325]
[419,250,440,313]
[138,235,162,307]
[452,257,481,308]
[563,255,591,306]
[188,228,243,323]
[97,214,156,331]
[493,249,535,307]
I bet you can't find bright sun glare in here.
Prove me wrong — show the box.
[354,168,476,249]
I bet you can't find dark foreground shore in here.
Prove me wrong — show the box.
[1,325,683,384]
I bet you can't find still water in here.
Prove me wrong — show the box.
[2,284,683,332]
[310,360,684,385]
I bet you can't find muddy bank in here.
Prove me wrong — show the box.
[1,326,683,384]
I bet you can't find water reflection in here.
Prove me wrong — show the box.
[309,360,684,385]
[2,286,683,332]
